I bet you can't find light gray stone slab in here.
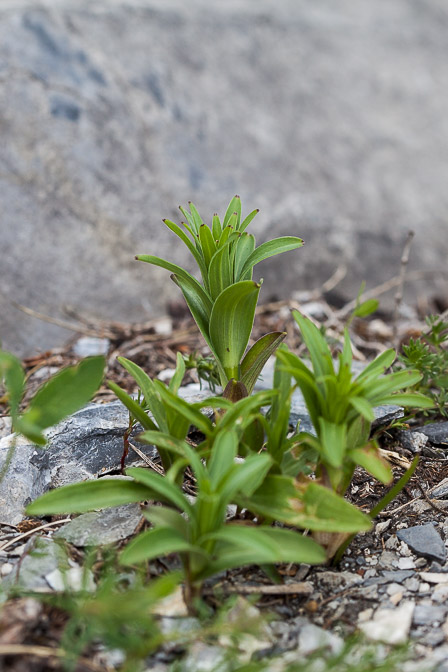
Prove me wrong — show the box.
[2,0,448,356]
[55,503,142,546]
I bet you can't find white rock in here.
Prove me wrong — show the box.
[0,562,13,577]
[298,623,344,656]
[433,585,448,603]
[375,520,391,536]
[420,572,448,584]
[358,602,415,644]
[153,586,189,617]
[397,557,416,570]
[45,566,95,592]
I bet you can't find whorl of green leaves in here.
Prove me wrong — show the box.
[136,196,303,394]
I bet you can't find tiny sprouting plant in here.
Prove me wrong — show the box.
[398,314,448,418]
[136,196,303,399]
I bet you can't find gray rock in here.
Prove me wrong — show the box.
[0,434,51,525]
[30,399,158,489]
[55,503,143,546]
[2,0,448,356]
[429,478,448,499]
[297,623,344,656]
[381,570,416,583]
[398,430,428,455]
[413,604,448,626]
[358,601,415,645]
[72,336,110,357]
[413,423,448,447]
[397,524,447,564]
[2,537,67,591]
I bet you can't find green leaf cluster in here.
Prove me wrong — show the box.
[277,311,433,496]
[136,196,303,395]
[398,314,448,418]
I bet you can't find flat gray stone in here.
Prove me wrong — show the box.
[397,524,447,564]
[30,399,159,489]
[2,0,448,356]
[1,537,67,591]
[0,434,51,525]
[55,503,142,546]
[413,604,448,626]
[413,423,448,447]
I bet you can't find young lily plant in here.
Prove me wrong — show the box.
[275,311,434,557]
[136,196,303,400]
[26,426,326,610]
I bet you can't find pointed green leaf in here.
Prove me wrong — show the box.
[107,382,158,431]
[120,527,205,566]
[212,213,222,241]
[353,299,379,318]
[223,196,241,228]
[209,281,260,381]
[349,444,393,484]
[241,332,286,394]
[126,467,194,515]
[199,223,217,268]
[26,479,152,516]
[162,218,207,282]
[115,357,167,431]
[293,311,334,379]
[169,352,186,395]
[144,506,189,538]
[200,525,326,578]
[233,233,256,282]
[238,237,303,279]
[208,430,238,488]
[21,357,105,439]
[208,243,232,301]
[355,349,396,383]
[238,209,259,233]
[318,418,346,468]
[375,393,434,409]
[349,396,375,422]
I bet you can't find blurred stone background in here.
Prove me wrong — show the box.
[1,0,448,356]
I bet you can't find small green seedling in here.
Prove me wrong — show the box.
[136,196,303,399]
[398,314,448,418]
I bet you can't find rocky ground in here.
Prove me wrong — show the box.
[1,294,448,671]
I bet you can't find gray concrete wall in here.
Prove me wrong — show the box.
[1,0,447,355]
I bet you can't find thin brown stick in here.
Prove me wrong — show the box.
[0,518,71,552]
[4,298,114,338]
[415,480,448,517]
[336,268,447,319]
[393,231,415,347]
[128,442,165,475]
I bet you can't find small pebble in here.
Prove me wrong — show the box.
[0,562,13,577]
[403,577,420,592]
[389,592,403,606]
[397,557,416,570]
[433,585,448,603]
[398,541,412,557]
[387,583,403,596]
[385,536,398,550]
[419,583,431,593]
